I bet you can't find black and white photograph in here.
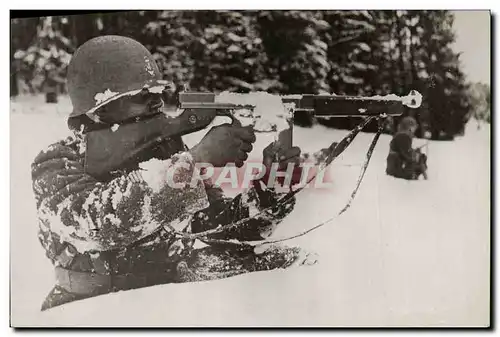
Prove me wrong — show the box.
[9,9,491,327]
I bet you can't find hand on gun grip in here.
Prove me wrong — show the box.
[262,142,303,187]
[190,124,256,167]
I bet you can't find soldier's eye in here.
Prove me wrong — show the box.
[148,98,164,112]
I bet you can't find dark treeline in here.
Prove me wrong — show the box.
[11,10,478,139]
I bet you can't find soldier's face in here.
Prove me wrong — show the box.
[97,93,164,124]
[94,93,186,161]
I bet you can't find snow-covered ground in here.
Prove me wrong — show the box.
[10,95,490,327]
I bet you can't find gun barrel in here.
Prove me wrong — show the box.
[178,92,404,116]
[282,95,403,116]
[180,102,255,110]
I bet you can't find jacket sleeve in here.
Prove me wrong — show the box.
[32,137,209,254]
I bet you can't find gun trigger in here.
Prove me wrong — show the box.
[230,115,242,127]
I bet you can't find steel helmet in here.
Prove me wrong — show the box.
[66,35,172,129]
[397,116,418,133]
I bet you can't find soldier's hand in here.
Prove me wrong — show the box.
[190,124,256,167]
[261,142,303,186]
[262,143,302,170]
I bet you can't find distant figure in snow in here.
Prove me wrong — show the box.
[31,36,316,311]
[386,116,428,180]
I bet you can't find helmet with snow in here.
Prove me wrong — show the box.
[66,35,173,130]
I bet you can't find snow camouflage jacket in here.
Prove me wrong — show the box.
[31,133,297,297]
[389,132,414,163]
[386,132,422,179]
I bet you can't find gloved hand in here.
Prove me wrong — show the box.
[190,124,256,167]
[260,142,303,188]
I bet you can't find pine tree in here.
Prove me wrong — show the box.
[256,10,331,94]
[143,10,268,93]
[13,16,73,101]
[190,10,268,92]
[253,10,332,126]
[316,10,378,131]
[370,10,431,137]
[323,10,376,95]
[418,10,471,139]
[142,11,200,90]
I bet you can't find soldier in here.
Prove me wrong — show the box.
[386,116,428,180]
[31,35,315,311]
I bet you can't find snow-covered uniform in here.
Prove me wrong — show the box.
[32,35,312,311]
[32,133,304,311]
